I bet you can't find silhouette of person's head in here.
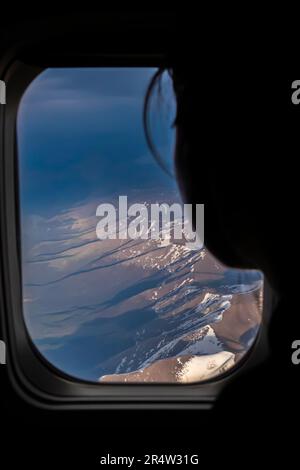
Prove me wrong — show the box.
[146,22,297,407]
[146,55,292,296]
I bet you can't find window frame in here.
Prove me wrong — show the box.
[0,57,273,410]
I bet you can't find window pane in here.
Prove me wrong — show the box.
[17,68,263,383]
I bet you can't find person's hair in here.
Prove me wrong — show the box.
[143,68,175,176]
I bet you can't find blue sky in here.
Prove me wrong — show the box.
[17,68,176,217]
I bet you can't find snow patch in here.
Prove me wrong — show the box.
[177,351,235,383]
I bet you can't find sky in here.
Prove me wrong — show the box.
[17,68,176,217]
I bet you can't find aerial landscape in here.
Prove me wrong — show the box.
[18,67,263,383]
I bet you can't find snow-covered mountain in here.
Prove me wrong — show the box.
[22,199,263,382]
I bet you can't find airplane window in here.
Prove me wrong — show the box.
[17,68,263,383]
